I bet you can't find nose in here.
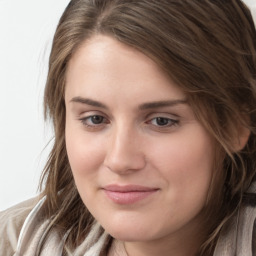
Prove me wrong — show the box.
[104,126,146,174]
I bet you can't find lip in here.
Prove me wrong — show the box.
[102,184,159,205]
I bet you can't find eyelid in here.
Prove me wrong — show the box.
[80,115,108,124]
[78,111,110,130]
[145,112,179,120]
[145,113,180,129]
[147,117,178,125]
[77,109,108,119]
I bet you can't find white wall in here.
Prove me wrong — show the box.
[0,0,69,210]
[0,0,255,211]
[245,0,256,24]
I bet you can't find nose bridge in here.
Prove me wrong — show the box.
[104,122,145,173]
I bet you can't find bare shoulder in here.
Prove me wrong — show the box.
[0,197,40,255]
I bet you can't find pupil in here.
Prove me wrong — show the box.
[156,117,168,126]
[92,116,103,124]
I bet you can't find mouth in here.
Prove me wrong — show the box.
[102,184,159,205]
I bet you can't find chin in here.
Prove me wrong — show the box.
[110,231,148,242]
[102,222,157,242]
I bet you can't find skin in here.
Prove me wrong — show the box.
[65,35,215,256]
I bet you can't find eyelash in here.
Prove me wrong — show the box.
[147,117,179,128]
[79,115,109,129]
[79,115,179,130]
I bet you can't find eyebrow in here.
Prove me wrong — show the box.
[139,99,187,110]
[70,96,187,110]
[70,97,108,109]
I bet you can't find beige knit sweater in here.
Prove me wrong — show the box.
[1,184,256,256]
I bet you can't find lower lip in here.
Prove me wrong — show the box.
[103,190,158,205]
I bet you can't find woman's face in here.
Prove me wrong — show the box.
[65,35,215,247]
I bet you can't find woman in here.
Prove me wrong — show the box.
[1,0,256,255]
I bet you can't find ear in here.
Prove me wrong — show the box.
[232,124,251,152]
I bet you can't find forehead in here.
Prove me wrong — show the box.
[65,35,185,105]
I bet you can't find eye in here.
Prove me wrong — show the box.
[149,117,179,127]
[79,115,108,127]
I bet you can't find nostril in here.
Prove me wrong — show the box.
[104,150,146,174]
[104,130,146,173]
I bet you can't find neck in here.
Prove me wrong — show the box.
[123,236,201,256]
[109,226,206,256]
[107,208,213,256]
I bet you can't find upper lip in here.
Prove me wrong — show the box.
[102,184,159,192]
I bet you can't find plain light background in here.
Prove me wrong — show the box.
[0,0,256,211]
[0,0,70,210]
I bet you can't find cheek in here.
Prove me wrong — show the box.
[65,124,106,209]
[65,122,105,179]
[148,126,215,199]
[150,132,213,172]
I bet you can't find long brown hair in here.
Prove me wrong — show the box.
[41,0,256,254]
